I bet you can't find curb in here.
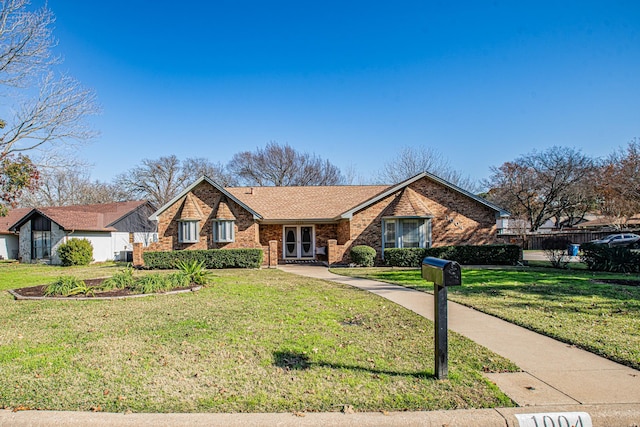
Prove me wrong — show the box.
[2,404,640,427]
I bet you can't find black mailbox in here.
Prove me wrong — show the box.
[421,257,461,287]
[421,256,461,379]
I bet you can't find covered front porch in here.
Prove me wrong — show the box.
[259,221,351,267]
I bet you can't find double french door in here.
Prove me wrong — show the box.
[283,226,314,259]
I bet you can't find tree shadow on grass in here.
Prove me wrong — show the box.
[273,350,433,379]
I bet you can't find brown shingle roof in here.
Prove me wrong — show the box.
[10,201,149,232]
[382,187,433,217]
[214,197,236,220]
[0,208,31,234]
[226,185,391,221]
[178,193,204,220]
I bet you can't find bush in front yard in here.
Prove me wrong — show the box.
[580,243,640,273]
[57,238,94,266]
[143,249,263,269]
[541,236,571,269]
[350,245,377,267]
[384,244,520,267]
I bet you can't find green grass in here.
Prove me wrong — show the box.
[331,266,640,370]
[0,266,517,413]
[0,262,125,291]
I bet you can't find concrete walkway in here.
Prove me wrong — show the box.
[278,265,640,420]
[3,265,640,426]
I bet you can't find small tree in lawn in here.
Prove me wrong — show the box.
[541,237,571,269]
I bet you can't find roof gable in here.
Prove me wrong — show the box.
[0,208,32,234]
[341,172,510,219]
[178,193,205,220]
[8,201,152,232]
[149,176,262,221]
[381,187,433,217]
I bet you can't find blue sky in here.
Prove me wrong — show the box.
[38,1,640,185]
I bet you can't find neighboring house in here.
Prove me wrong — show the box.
[9,201,157,264]
[578,215,640,231]
[0,208,31,260]
[142,172,509,266]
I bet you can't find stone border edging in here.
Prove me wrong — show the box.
[8,286,202,301]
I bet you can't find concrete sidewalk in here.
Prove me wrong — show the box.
[3,265,639,427]
[278,265,640,421]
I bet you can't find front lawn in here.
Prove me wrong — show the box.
[0,266,517,413]
[331,267,640,370]
[0,261,124,291]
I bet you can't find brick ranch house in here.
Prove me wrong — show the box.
[136,172,509,267]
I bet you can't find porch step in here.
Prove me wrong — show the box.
[282,259,327,266]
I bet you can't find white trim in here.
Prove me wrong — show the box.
[340,172,510,219]
[382,217,432,255]
[282,225,315,259]
[177,220,199,243]
[213,219,235,243]
[149,176,262,221]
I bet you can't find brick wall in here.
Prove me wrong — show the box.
[142,176,500,266]
[331,177,500,264]
[407,178,499,246]
[143,182,261,259]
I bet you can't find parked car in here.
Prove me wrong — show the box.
[590,233,640,248]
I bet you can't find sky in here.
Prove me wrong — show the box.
[32,0,640,186]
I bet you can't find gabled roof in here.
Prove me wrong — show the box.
[149,172,509,224]
[9,201,152,232]
[0,208,31,235]
[340,172,510,219]
[226,185,390,221]
[149,176,262,221]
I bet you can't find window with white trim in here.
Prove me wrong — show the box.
[178,220,199,243]
[213,220,235,243]
[382,218,431,250]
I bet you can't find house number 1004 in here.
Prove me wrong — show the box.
[516,412,592,427]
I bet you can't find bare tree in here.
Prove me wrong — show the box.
[227,142,344,186]
[20,166,129,207]
[485,146,596,232]
[0,0,99,214]
[115,155,193,208]
[596,138,640,226]
[379,146,480,192]
[182,157,237,186]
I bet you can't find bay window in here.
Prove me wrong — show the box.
[178,220,199,243]
[213,220,235,243]
[382,218,431,250]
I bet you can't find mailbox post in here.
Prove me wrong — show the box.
[421,257,461,379]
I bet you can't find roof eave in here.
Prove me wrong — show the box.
[148,176,263,222]
[341,172,511,218]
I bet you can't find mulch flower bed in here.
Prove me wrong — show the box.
[10,278,201,300]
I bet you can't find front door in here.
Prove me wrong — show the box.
[283,226,315,259]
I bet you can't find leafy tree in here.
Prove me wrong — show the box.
[0,154,38,215]
[227,142,344,186]
[485,146,596,232]
[0,0,98,214]
[379,146,480,192]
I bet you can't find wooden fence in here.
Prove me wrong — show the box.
[497,231,618,250]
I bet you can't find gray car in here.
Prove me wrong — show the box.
[590,233,640,248]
